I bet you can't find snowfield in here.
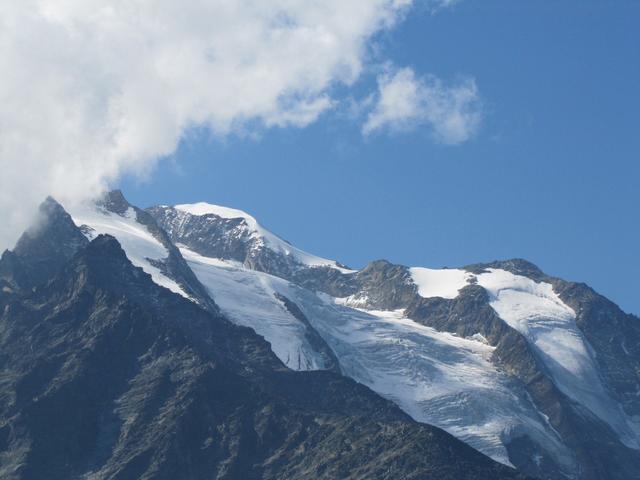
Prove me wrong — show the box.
[180,246,331,371]
[410,267,473,299]
[179,245,573,469]
[65,196,638,473]
[477,268,640,448]
[291,293,572,468]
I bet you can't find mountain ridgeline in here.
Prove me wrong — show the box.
[0,190,637,480]
[149,197,640,480]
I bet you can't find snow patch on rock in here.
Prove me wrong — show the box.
[410,267,472,299]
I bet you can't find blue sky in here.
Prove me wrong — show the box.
[121,1,640,314]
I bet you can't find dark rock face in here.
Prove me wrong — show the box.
[287,266,358,298]
[465,259,546,280]
[348,260,417,310]
[552,281,640,418]
[406,284,511,344]
[0,212,529,479]
[95,191,219,313]
[147,205,359,298]
[3,197,89,289]
[147,205,255,263]
[0,250,29,293]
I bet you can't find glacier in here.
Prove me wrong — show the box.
[61,194,640,478]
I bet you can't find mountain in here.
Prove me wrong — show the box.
[147,203,357,298]
[147,196,640,480]
[71,191,218,313]
[2,191,637,479]
[1,197,88,290]
[0,196,528,479]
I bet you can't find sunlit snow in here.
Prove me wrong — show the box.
[177,246,572,468]
[294,295,573,468]
[66,199,638,467]
[410,267,472,299]
[477,268,640,448]
[70,205,188,298]
[180,246,331,371]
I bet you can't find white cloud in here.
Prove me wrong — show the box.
[0,0,415,248]
[362,66,482,144]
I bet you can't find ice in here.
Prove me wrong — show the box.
[69,197,638,468]
[172,245,575,468]
[289,293,573,469]
[180,246,331,371]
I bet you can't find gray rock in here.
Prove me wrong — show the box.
[97,191,219,314]
[0,233,528,480]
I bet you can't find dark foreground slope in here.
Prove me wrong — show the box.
[0,208,526,479]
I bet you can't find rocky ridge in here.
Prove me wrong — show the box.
[0,197,528,480]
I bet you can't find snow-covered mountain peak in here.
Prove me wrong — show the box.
[476,268,640,448]
[175,202,289,253]
[8,193,640,479]
[64,192,218,312]
[155,202,355,274]
[175,202,260,226]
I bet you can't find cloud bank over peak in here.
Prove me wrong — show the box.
[0,0,474,249]
[0,0,418,247]
[362,66,482,143]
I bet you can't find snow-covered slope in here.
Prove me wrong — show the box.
[180,246,333,371]
[71,204,189,297]
[410,267,473,299]
[69,197,335,372]
[476,268,640,448]
[62,192,640,479]
[175,244,573,470]
[295,295,573,469]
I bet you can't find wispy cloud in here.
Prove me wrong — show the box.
[362,66,482,144]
